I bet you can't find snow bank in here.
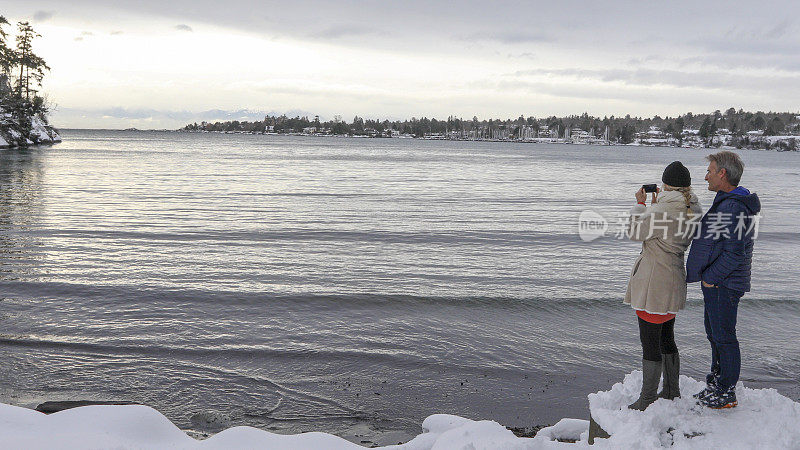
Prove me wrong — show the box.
[1,371,798,449]
[30,115,62,143]
[588,371,800,448]
[0,106,61,148]
[0,404,566,450]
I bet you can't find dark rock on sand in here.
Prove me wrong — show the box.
[36,400,139,414]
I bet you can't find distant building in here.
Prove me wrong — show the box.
[569,128,592,143]
[539,127,558,139]
[636,126,674,146]
[517,125,538,140]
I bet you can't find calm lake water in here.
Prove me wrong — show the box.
[1,130,798,445]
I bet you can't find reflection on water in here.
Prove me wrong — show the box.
[0,148,47,280]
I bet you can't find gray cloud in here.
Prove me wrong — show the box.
[689,20,799,60]
[506,67,800,97]
[174,24,193,32]
[627,55,660,66]
[311,24,380,39]
[460,31,551,44]
[695,37,800,57]
[249,83,391,102]
[110,30,124,35]
[12,1,796,59]
[508,52,537,60]
[678,53,800,74]
[33,10,55,22]
[6,0,800,125]
[487,78,743,109]
[723,20,792,41]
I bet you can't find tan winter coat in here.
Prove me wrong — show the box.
[624,190,703,314]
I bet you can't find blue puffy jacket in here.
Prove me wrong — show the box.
[685,187,761,293]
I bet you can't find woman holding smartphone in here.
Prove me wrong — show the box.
[624,161,702,410]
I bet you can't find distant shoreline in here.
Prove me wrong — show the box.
[53,128,799,152]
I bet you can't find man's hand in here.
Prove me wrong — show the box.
[702,281,716,288]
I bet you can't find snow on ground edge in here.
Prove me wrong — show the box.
[2,371,799,449]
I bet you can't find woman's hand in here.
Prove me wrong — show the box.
[651,187,661,204]
[635,188,646,204]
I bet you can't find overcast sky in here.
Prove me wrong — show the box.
[3,1,799,128]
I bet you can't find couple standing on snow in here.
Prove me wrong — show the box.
[623,150,761,410]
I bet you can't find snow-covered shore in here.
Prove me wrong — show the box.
[2,371,798,449]
[0,109,61,148]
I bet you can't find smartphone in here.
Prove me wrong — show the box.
[642,184,658,193]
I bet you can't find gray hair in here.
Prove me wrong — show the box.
[706,151,744,186]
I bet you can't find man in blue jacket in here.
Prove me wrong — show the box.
[686,151,761,409]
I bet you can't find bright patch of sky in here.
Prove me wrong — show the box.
[2,1,799,128]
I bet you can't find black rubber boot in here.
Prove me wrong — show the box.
[657,352,680,400]
[628,359,662,411]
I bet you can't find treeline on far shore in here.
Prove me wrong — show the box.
[181,108,800,151]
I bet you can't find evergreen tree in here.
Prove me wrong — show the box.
[699,116,712,139]
[0,16,12,77]
[751,115,766,130]
[14,21,50,100]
